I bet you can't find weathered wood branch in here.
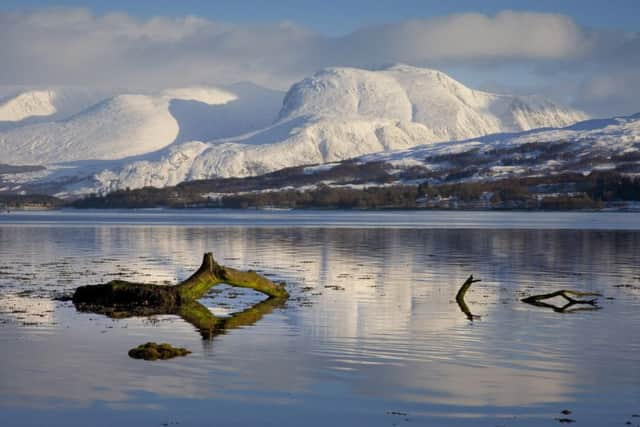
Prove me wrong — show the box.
[521,290,602,313]
[521,290,601,304]
[73,252,288,308]
[175,252,288,300]
[455,275,482,321]
[72,252,288,339]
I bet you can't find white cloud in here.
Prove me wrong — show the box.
[337,11,591,65]
[0,8,638,115]
[576,69,640,117]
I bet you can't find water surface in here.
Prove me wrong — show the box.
[0,210,639,426]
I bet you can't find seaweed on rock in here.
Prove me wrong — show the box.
[128,342,191,360]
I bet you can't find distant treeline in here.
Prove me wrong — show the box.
[0,194,62,209]
[72,170,640,210]
[220,172,640,209]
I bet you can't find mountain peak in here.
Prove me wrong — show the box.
[0,89,58,122]
[0,66,591,196]
[279,65,587,140]
[385,63,444,75]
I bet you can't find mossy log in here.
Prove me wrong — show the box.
[521,290,602,313]
[73,252,288,308]
[455,275,482,321]
[72,252,288,339]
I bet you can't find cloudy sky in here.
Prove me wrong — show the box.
[1,0,639,117]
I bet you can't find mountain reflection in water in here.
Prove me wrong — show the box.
[0,215,638,426]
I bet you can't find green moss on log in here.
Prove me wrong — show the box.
[72,253,288,340]
[73,281,179,308]
[73,252,288,308]
[176,253,288,301]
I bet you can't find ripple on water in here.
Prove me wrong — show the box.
[0,221,638,426]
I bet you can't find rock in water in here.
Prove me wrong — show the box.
[128,342,191,361]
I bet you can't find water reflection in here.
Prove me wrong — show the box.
[0,223,639,426]
[521,290,602,313]
[75,296,286,340]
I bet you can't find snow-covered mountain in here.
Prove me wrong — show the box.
[0,65,589,196]
[0,89,60,122]
[0,87,115,129]
[279,65,586,139]
[360,112,640,181]
[70,113,640,210]
[86,66,588,194]
[0,88,240,164]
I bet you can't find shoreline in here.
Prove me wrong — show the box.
[2,209,640,231]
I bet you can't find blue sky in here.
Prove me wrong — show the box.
[1,1,639,115]
[3,0,639,34]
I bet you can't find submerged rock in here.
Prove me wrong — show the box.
[128,342,191,361]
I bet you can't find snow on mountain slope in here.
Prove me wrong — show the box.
[0,65,591,196]
[74,113,640,207]
[94,141,211,191]
[376,113,640,161]
[0,94,180,164]
[0,90,58,122]
[359,113,640,180]
[281,65,587,140]
[0,87,239,164]
[161,87,236,105]
[0,87,113,125]
[93,113,637,196]
[92,117,434,192]
[84,65,588,193]
[279,68,413,122]
[168,82,284,143]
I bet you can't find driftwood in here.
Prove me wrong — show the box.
[73,252,288,339]
[521,290,602,313]
[73,252,288,304]
[455,275,482,320]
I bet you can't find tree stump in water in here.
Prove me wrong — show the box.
[72,252,288,339]
[73,252,288,306]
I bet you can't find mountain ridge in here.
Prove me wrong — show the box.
[67,112,640,211]
[84,65,588,194]
[0,65,593,196]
